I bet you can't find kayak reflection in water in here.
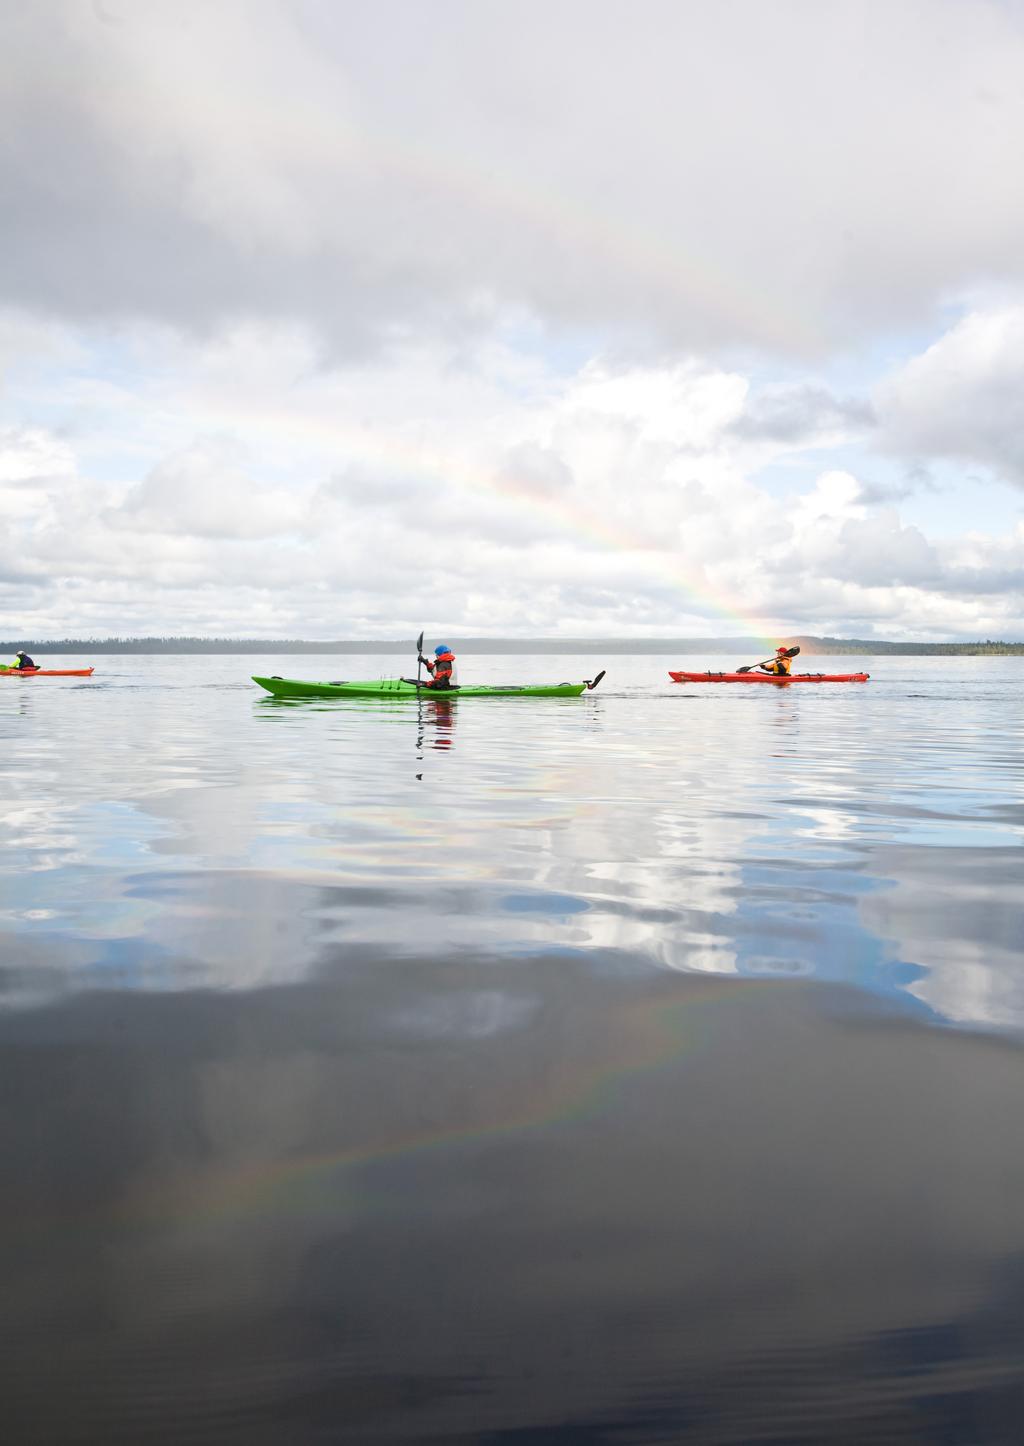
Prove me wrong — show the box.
[760,647,793,677]
[418,643,458,689]
[426,698,455,748]
[415,695,456,781]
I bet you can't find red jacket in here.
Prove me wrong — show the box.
[425,651,456,688]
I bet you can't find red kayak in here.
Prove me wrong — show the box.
[1,667,95,678]
[670,670,869,684]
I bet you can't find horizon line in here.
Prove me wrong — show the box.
[4,634,1023,654]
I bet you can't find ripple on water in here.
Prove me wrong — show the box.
[2,653,1024,1443]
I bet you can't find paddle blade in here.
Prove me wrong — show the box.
[416,631,424,653]
[586,670,606,690]
[786,645,801,657]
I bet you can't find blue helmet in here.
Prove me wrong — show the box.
[435,644,450,656]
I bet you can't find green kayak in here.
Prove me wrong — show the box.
[252,674,604,700]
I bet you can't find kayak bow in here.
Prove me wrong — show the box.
[669,670,869,684]
[253,675,601,700]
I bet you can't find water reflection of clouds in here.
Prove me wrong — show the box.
[5,959,1024,1440]
[0,799,80,868]
[703,694,1024,1029]
[387,988,539,1040]
[862,844,1024,1029]
[2,656,1023,1033]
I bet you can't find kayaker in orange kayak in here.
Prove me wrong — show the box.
[417,643,458,690]
[760,647,793,677]
[11,651,36,671]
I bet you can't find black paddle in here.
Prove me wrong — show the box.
[736,646,800,675]
[415,630,424,688]
[586,670,606,690]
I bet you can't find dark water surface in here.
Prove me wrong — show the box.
[2,653,1024,1443]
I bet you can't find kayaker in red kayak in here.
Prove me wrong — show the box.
[760,647,793,677]
[11,651,36,671]
[417,643,458,689]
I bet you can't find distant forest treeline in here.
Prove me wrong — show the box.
[4,636,1024,655]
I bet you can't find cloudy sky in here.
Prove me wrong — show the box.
[3,0,1024,640]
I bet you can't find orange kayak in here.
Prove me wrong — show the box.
[670,670,869,684]
[0,667,95,677]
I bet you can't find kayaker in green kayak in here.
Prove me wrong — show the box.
[417,643,458,690]
[759,647,793,677]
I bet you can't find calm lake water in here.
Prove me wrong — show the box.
[2,652,1024,1443]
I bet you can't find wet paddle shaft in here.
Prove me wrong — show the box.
[736,646,800,674]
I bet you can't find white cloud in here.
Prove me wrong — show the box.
[0,427,75,485]
[729,385,876,447]
[2,3,1024,638]
[3,323,1024,640]
[4,1,1024,355]
[113,438,303,539]
[877,306,1024,485]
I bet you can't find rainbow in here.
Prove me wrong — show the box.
[204,398,780,642]
[170,123,803,641]
[107,976,793,1232]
